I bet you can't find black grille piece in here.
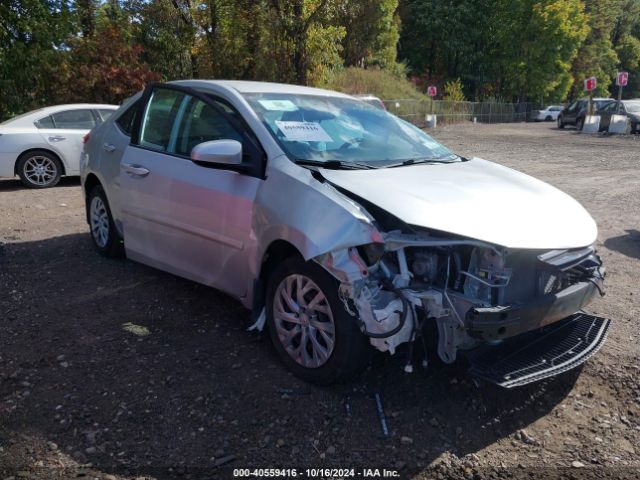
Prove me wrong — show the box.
[465,313,610,388]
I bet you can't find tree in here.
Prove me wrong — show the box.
[57,11,160,104]
[0,1,75,120]
[341,0,400,70]
[569,0,622,98]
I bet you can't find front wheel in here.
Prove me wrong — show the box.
[87,185,124,258]
[557,116,565,129]
[576,117,585,131]
[17,150,62,188]
[266,257,370,384]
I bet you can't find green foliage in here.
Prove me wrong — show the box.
[1,0,640,120]
[323,67,427,100]
[399,0,589,102]
[569,0,622,98]
[0,1,75,120]
[443,79,466,102]
[340,0,400,70]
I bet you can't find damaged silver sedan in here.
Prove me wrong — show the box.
[81,80,610,387]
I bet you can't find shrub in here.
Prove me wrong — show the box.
[322,67,427,101]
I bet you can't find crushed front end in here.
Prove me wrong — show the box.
[315,230,609,387]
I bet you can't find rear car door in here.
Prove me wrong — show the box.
[118,85,264,297]
[598,102,615,130]
[563,102,578,123]
[37,109,97,175]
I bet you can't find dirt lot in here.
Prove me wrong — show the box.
[1,122,639,480]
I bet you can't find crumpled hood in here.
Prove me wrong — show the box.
[320,158,597,249]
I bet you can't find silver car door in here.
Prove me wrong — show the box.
[119,85,264,298]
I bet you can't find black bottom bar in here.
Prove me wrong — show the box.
[465,313,610,388]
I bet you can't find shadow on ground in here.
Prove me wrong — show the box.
[0,233,580,479]
[0,177,80,192]
[604,230,640,260]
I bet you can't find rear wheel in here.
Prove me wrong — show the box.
[87,185,124,258]
[266,257,370,384]
[17,150,62,188]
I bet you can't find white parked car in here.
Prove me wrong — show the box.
[533,105,564,122]
[81,81,609,387]
[0,104,117,188]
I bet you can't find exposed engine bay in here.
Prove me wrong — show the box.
[314,230,606,369]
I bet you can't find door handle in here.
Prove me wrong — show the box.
[48,135,66,142]
[103,143,116,152]
[121,163,150,177]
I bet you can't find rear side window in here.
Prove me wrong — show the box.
[98,109,115,121]
[36,116,55,128]
[138,89,186,151]
[50,109,96,129]
[116,101,140,136]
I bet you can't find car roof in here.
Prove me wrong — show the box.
[170,79,352,98]
[2,104,119,127]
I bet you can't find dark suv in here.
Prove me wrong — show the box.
[557,98,613,130]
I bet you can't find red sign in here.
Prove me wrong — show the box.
[616,71,629,87]
[584,77,597,91]
[427,86,437,97]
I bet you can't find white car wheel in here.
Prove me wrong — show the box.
[17,151,62,188]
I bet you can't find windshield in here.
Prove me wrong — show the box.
[243,93,456,166]
[625,102,640,113]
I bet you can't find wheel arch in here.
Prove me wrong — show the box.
[83,173,102,224]
[251,239,304,317]
[15,148,66,176]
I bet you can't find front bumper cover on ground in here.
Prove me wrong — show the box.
[465,312,610,388]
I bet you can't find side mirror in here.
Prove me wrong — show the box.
[191,139,242,165]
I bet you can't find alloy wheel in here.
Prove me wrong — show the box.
[23,156,57,186]
[90,196,110,248]
[273,274,336,368]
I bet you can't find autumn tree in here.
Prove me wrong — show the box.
[58,11,160,104]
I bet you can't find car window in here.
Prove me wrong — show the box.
[244,93,454,165]
[139,89,186,151]
[594,100,611,110]
[567,102,578,111]
[116,101,140,136]
[173,97,243,157]
[99,109,115,121]
[51,109,96,129]
[625,102,640,113]
[36,116,55,128]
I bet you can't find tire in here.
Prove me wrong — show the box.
[266,256,370,385]
[576,117,585,131]
[16,150,62,188]
[87,185,124,258]
[545,115,552,122]
[557,116,565,129]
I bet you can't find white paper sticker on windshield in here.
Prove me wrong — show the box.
[258,99,298,111]
[275,121,333,142]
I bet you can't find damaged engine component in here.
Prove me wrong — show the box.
[314,230,606,373]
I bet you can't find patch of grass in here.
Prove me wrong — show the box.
[323,67,427,101]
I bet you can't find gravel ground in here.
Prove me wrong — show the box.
[0,122,638,480]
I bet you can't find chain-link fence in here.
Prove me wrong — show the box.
[382,99,542,126]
